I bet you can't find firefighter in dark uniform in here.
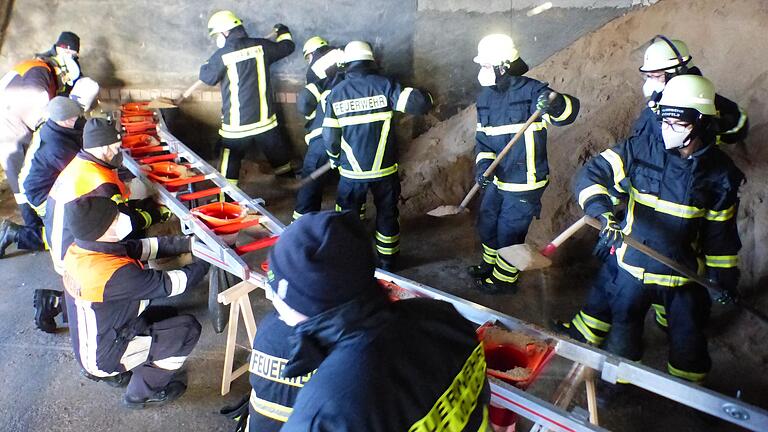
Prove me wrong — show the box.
[264,211,490,432]
[199,10,296,192]
[38,118,170,333]
[558,36,749,345]
[292,36,345,221]
[323,41,432,271]
[468,34,580,294]
[0,96,82,259]
[0,32,81,245]
[61,196,209,407]
[574,75,743,383]
[244,311,312,431]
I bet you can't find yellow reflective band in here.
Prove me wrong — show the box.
[652,304,668,327]
[571,314,604,345]
[305,110,317,121]
[274,163,293,175]
[524,126,536,183]
[326,150,340,158]
[42,225,49,250]
[275,32,293,42]
[493,176,549,192]
[306,83,321,101]
[255,47,268,123]
[340,139,363,172]
[549,94,573,122]
[477,121,547,136]
[14,192,27,204]
[578,184,609,209]
[337,111,393,127]
[220,148,231,178]
[496,258,519,274]
[395,87,414,112]
[377,244,401,255]
[667,363,706,383]
[339,164,398,180]
[477,406,490,432]
[721,107,748,135]
[375,232,400,243]
[409,344,486,432]
[304,127,323,145]
[292,211,303,220]
[579,311,611,333]
[250,349,314,387]
[475,152,496,163]
[226,65,241,126]
[492,268,519,283]
[643,272,691,287]
[250,390,292,423]
[600,148,626,187]
[372,117,392,171]
[110,194,128,204]
[334,204,342,212]
[482,244,497,255]
[323,115,341,128]
[220,115,278,138]
[482,253,497,265]
[631,187,736,222]
[705,255,739,268]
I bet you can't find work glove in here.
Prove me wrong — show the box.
[158,205,172,223]
[273,23,290,34]
[536,91,564,116]
[593,212,623,257]
[476,173,491,189]
[708,268,740,305]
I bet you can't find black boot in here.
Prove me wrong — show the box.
[474,276,518,295]
[33,289,63,333]
[467,262,493,279]
[123,380,187,409]
[379,255,398,272]
[82,369,133,388]
[0,220,21,258]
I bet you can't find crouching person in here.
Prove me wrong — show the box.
[61,196,210,408]
[267,211,491,431]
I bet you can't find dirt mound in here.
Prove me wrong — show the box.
[400,0,768,296]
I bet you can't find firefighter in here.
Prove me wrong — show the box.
[199,10,296,192]
[37,118,170,333]
[468,34,580,294]
[265,211,490,431]
[0,32,81,234]
[323,41,432,271]
[61,196,209,407]
[292,36,345,221]
[0,97,82,259]
[574,75,743,383]
[558,36,749,344]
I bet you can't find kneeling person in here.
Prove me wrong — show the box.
[62,196,209,408]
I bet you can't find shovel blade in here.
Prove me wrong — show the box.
[146,98,178,109]
[427,205,466,217]
[497,244,552,271]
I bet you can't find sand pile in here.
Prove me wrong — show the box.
[399,0,768,296]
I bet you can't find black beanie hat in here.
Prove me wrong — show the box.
[56,31,80,52]
[83,118,121,149]
[65,197,119,241]
[268,211,377,317]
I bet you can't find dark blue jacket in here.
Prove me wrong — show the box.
[21,119,82,209]
[247,311,309,431]
[632,67,748,145]
[475,75,579,193]
[575,130,743,288]
[296,62,345,146]
[199,26,295,139]
[323,62,432,181]
[281,295,490,432]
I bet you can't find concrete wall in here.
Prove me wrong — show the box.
[0,0,651,158]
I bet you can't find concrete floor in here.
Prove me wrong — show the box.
[0,177,766,431]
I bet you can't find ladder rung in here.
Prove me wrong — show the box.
[234,236,279,255]
[138,153,178,164]
[213,217,263,235]
[178,187,222,201]
[163,174,209,188]
[129,145,167,156]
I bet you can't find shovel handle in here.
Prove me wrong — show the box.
[296,161,333,189]
[584,216,719,291]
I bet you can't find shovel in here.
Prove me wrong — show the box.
[498,216,588,271]
[583,216,768,325]
[279,161,334,191]
[427,92,558,217]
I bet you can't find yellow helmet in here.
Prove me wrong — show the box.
[207,10,242,36]
[639,36,692,73]
[303,36,329,60]
[474,34,519,66]
[658,75,716,116]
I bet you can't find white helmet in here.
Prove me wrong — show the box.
[343,41,374,63]
[474,34,519,66]
[658,75,716,116]
[639,36,692,73]
[70,77,100,111]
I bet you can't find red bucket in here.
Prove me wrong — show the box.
[191,202,247,228]
[477,323,554,389]
[143,162,187,184]
[122,134,158,150]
